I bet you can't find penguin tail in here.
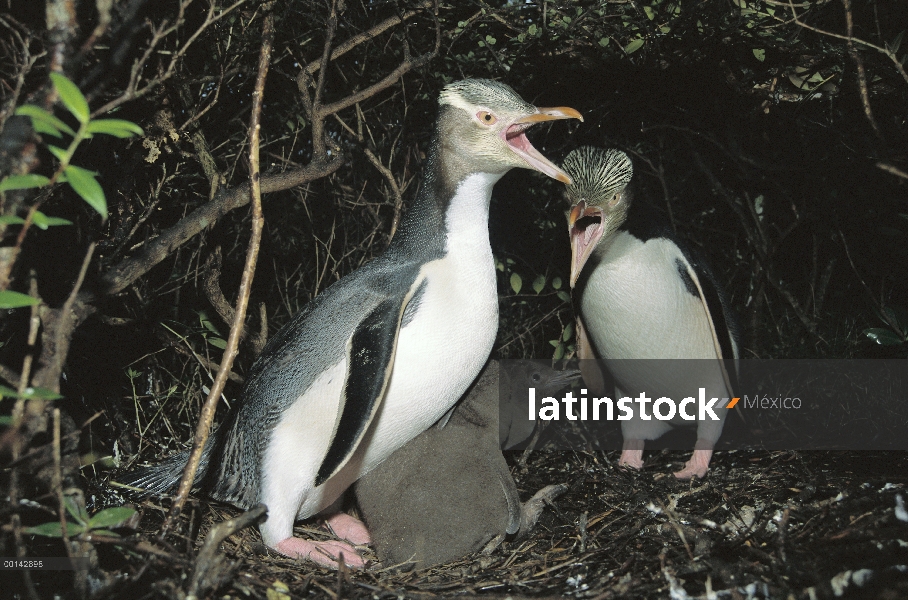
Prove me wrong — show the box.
[116,441,213,497]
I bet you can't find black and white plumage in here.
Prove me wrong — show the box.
[354,359,575,569]
[563,146,739,479]
[120,80,581,567]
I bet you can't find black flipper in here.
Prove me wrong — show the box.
[314,286,417,486]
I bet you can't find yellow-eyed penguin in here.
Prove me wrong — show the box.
[354,359,578,569]
[119,80,581,568]
[563,147,739,479]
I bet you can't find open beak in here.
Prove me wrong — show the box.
[568,200,604,287]
[503,107,583,184]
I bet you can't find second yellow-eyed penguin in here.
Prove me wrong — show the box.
[120,80,581,568]
[563,147,739,479]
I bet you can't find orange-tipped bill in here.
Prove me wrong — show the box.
[569,201,604,287]
[504,107,583,184]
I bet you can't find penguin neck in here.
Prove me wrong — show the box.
[390,126,503,258]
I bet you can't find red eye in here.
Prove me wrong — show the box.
[477,111,497,125]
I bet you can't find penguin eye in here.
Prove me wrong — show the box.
[477,111,497,125]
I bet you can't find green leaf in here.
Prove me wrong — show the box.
[85,119,144,138]
[556,290,571,303]
[31,211,73,230]
[88,506,136,529]
[510,273,522,294]
[485,35,496,45]
[48,145,68,162]
[0,290,39,309]
[207,337,227,349]
[0,416,12,425]
[863,328,904,346]
[752,48,766,62]
[553,342,565,360]
[598,37,609,47]
[25,521,84,538]
[15,105,75,136]
[0,174,50,192]
[624,38,645,54]
[0,215,26,225]
[528,24,538,36]
[562,322,574,342]
[644,6,655,19]
[64,165,107,219]
[552,277,563,290]
[549,339,560,348]
[50,73,89,124]
[888,31,904,55]
[532,275,546,294]
[65,495,89,525]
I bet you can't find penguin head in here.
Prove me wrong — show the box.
[437,79,582,184]
[561,147,634,287]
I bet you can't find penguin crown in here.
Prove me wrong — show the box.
[439,79,536,116]
[563,147,634,205]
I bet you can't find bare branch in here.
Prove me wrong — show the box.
[842,0,882,139]
[96,155,343,298]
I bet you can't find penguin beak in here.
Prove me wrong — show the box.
[568,200,604,288]
[504,107,583,184]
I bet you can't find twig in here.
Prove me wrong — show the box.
[311,0,340,158]
[52,409,74,557]
[876,162,908,180]
[841,0,882,139]
[161,9,274,533]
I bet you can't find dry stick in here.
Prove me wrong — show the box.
[160,11,275,535]
[842,0,882,139]
[52,409,73,557]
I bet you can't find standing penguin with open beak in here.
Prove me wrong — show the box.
[120,80,581,568]
[563,146,739,479]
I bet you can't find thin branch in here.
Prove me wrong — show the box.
[96,155,343,298]
[304,1,433,75]
[162,9,274,532]
[841,0,882,139]
[876,162,908,180]
[311,0,339,158]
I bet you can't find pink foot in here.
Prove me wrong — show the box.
[619,449,644,470]
[324,512,371,545]
[275,536,365,569]
[674,449,713,479]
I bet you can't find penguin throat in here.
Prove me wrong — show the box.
[444,172,501,242]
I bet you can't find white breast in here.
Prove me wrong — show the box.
[581,233,717,361]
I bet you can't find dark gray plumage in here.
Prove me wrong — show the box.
[354,359,577,569]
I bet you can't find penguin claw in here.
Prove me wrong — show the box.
[618,449,644,470]
[323,512,372,545]
[673,449,712,480]
[275,537,366,569]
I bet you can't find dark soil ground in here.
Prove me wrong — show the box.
[14,446,908,599]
